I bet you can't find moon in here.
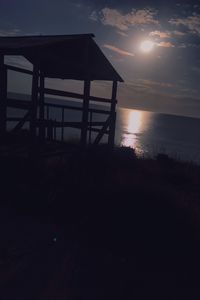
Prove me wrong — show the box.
[140,40,154,53]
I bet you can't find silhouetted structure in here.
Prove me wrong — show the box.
[0,34,123,147]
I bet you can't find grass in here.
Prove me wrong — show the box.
[1,143,200,299]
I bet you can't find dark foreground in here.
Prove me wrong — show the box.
[1,144,200,299]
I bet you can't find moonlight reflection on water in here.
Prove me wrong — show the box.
[121,110,143,149]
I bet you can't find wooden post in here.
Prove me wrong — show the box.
[89,110,92,144]
[0,55,7,135]
[53,119,56,141]
[61,107,64,142]
[108,81,118,148]
[39,71,45,140]
[81,38,91,148]
[30,65,39,140]
[47,105,49,121]
[81,80,91,147]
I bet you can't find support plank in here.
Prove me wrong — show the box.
[12,111,30,133]
[93,116,111,145]
[44,102,110,115]
[30,65,39,139]
[81,80,91,147]
[6,64,33,75]
[39,72,45,140]
[7,98,31,110]
[108,81,118,148]
[43,88,114,104]
[0,55,7,135]
[89,111,92,144]
[61,107,64,142]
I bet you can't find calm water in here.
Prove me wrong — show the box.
[117,108,200,163]
[8,94,200,163]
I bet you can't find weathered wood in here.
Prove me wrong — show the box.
[89,108,110,115]
[1,35,121,148]
[53,120,57,140]
[12,111,30,133]
[89,111,92,144]
[39,72,45,140]
[30,65,39,139]
[89,127,109,134]
[7,118,110,135]
[46,121,105,128]
[46,105,49,121]
[108,81,118,148]
[7,117,25,122]
[93,116,111,145]
[61,107,64,142]
[43,88,115,104]
[6,64,33,75]
[81,80,91,147]
[0,55,7,134]
[7,98,31,110]
[44,102,110,115]
[47,120,53,140]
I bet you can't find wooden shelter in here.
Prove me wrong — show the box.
[0,34,123,147]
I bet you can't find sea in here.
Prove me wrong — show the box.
[7,93,200,164]
[116,108,200,163]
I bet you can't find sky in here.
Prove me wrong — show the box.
[1,0,200,117]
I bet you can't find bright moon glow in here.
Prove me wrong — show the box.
[122,110,142,148]
[140,40,154,53]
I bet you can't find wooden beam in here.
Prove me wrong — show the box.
[45,101,83,111]
[108,81,118,148]
[0,55,7,134]
[39,72,45,140]
[43,88,115,104]
[44,88,83,100]
[61,107,64,142]
[44,102,110,115]
[89,127,109,134]
[89,111,92,144]
[7,98,31,110]
[7,117,26,122]
[93,116,111,145]
[5,64,33,75]
[81,80,91,147]
[12,111,30,133]
[45,121,105,128]
[30,65,39,139]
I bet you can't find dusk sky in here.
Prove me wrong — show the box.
[1,0,200,117]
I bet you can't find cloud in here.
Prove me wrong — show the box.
[173,30,186,36]
[169,14,200,35]
[0,28,21,36]
[137,79,175,89]
[103,44,135,57]
[150,30,171,38]
[90,11,98,21]
[91,7,158,31]
[157,41,175,48]
[117,31,128,37]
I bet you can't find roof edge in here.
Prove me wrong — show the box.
[0,33,95,39]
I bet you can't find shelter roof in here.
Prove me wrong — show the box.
[0,34,123,82]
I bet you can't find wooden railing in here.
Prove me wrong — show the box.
[5,64,117,146]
